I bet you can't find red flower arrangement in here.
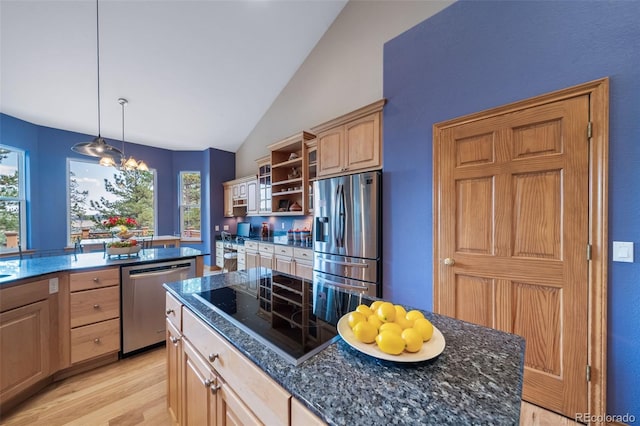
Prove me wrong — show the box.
[103,216,138,229]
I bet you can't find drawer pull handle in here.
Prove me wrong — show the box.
[93,304,100,309]
[94,338,101,344]
[170,336,181,345]
[166,308,175,315]
[208,353,219,362]
[93,277,100,283]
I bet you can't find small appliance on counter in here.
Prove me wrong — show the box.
[313,171,382,297]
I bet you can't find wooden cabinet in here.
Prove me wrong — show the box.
[274,245,294,275]
[244,240,259,271]
[311,100,385,178]
[215,241,224,269]
[165,293,183,424]
[292,397,326,426]
[246,179,258,216]
[306,140,318,214]
[0,295,50,404]
[293,247,313,280]
[223,183,233,218]
[258,242,274,269]
[269,131,316,215]
[237,246,246,271]
[68,268,120,364]
[256,156,272,215]
[182,309,291,425]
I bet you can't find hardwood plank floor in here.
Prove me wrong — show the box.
[0,348,172,426]
[1,346,578,425]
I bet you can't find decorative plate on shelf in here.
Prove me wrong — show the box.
[337,314,446,362]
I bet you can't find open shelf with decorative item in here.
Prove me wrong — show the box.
[269,131,315,215]
[305,139,317,214]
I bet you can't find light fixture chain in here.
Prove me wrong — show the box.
[96,0,101,135]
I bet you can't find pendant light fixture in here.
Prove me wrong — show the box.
[71,0,123,163]
[118,98,149,171]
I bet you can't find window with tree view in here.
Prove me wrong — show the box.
[0,146,25,253]
[69,160,155,244]
[179,171,201,240]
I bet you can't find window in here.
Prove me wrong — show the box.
[179,171,201,240]
[68,159,156,243]
[0,146,26,252]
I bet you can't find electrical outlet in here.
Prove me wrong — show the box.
[223,225,229,231]
[215,225,219,231]
[282,222,285,229]
[49,278,59,294]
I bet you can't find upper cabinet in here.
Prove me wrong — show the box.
[223,175,257,218]
[311,99,386,179]
[269,132,315,216]
[256,156,272,216]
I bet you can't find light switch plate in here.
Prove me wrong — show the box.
[612,241,634,263]
[215,225,219,231]
[223,225,229,231]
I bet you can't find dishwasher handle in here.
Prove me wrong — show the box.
[129,266,193,280]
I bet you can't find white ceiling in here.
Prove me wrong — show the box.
[0,0,347,152]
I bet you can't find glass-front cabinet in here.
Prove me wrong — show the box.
[256,156,271,215]
[306,139,317,214]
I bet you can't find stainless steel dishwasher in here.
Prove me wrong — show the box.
[121,258,196,355]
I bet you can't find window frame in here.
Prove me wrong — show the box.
[67,158,158,245]
[178,170,202,241]
[0,145,26,253]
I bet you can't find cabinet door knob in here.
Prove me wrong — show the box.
[210,384,221,394]
[94,338,101,344]
[204,378,213,387]
[170,336,181,345]
[93,304,100,309]
[208,353,219,362]
[443,257,456,266]
[166,308,175,315]
[92,277,100,283]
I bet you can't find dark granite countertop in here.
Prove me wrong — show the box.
[0,247,204,286]
[164,269,525,425]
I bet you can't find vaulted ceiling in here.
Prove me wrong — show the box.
[1,0,347,152]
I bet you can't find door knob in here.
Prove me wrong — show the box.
[443,258,455,266]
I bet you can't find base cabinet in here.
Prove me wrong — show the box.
[0,299,50,403]
[166,294,325,425]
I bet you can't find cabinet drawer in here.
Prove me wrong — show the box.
[166,292,183,331]
[70,318,120,364]
[258,242,274,254]
[293,248,313,261]
[237,246,246,254]
[182,308,290,426]
[70,286,119,328]
[70,268,119,292]
[274,245,293,257]
[244,240,258,250]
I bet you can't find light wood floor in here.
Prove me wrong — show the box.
[0,346,578,426]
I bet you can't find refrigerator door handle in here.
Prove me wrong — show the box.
[338,184,346,247]
[315,276,368,292]
[321,258,369,268]
[333,184,340,247]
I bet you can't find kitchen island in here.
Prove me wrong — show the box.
[165,268,525,425]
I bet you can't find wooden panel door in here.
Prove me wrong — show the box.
[166,320,182,424]
[434,95,590,417]
[182,339,217,426]
[316,128,344,177]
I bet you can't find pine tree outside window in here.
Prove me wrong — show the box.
[179,171,201,240]
[0,146,26,253]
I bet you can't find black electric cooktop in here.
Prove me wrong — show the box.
[194,268,375,365]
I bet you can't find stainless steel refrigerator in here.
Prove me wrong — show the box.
[313,171,381,297]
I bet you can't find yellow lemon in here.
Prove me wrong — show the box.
[413,318,434,341]
[394,315,414,330]
[352,321,378,344]
[367,314,383,330]
[406,310,426,322]
[347,311,367,329]
[401,328,423,353]
[355,304,374,318]
[375,331,405,355]
[369,300,384,312]
[376,302,396,323]
[379,322,403,335]
[394,304,407,319]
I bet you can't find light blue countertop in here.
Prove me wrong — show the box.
[0,247,204,286]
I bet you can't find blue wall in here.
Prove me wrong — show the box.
[0,113,234,263]
[382,0,639,418]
